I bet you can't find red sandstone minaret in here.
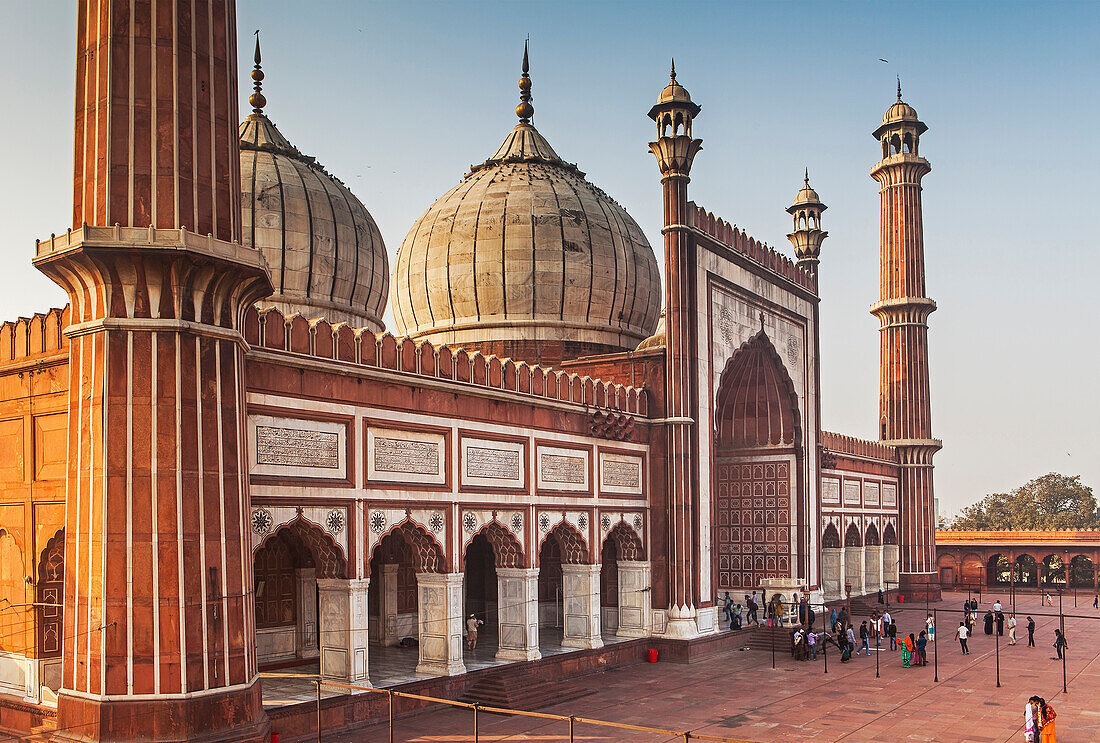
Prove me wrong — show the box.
[648,63,703,637]
[870,81,942,601]
[34,2,272,741]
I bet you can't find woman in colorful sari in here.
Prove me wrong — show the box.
[901,633,913,667]
[1039,698,1057,743]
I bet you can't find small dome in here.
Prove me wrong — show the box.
[635,309,666,351]
[882,99,919,127]
[792,182,821,207]
[239,113,388,330]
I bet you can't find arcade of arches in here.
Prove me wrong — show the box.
[819,521,899,600]
[936,532,1100,592]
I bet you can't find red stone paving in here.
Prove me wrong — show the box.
[339,592,1100,743]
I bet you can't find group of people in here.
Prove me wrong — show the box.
[723,590,817,631]
[954,598,1068,660]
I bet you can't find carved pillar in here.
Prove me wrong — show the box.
[380,564,399,647]
[616,561,653,638]
[865,545,882,594]
[821,548,842,600]
[296,568,318,658]
[415,573,465,676]
[561,564,603,650]
[495,568,540,661]
[844,547,864,596]
[317,578,370,686]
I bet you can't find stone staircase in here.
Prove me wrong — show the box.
[743,625,794,653]
[457,667,593,712]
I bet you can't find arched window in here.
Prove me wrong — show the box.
[821,523,841,549]
[844,524,862,548]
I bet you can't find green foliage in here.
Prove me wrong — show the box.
[947,473,1099,531]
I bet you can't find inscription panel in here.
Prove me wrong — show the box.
[598,452,643,496]
[461,437,526,490]
[248,415,347,480]
[821,477,841,504]
[843,480,862,506]
[864,481,880,506]
[367,427,446,486]
[882,483,897,507]
[536,445,590,493]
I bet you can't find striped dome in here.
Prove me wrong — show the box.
[390,121,660,364]
[239,113,388,330]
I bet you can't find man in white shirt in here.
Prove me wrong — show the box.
[955,621,970,655]
[993,600,1003,613]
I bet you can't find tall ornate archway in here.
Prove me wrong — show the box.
[713,330,803,591]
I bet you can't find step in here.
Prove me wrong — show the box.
[458,670,593,712]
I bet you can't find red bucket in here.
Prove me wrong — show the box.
[271,734,280,743]
[647,648,658,663]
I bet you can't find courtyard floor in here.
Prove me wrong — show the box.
[323,591,1100,743]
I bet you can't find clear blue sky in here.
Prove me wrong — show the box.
[2,1,1098,517]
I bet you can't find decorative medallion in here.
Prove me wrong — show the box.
[463,512,478,534]
[786,335,799,366]
[251,507,273,536]
[577,513,588,530]
[718,306,735,345]
[369,510,387,535]
[601,514,612,532]
[538,513,551,533]
[429,512,445,534]
[632,514,643,531]
[510,513,523,533]
[325,508,345,535]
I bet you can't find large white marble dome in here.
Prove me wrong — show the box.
[239,52,388,330]
[390,51,660,365]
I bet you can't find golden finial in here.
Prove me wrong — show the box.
[516,39,534,123]
[670,58,677,82]
[804,167,810,186]
[896,75,902,101]
[249,31,266,115]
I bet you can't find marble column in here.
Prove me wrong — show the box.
[865,546,883,594]
[496,568,541,661]
[883,544,900,588]
[317,578,370,686]
[844,547,863,595]
[821,548,842,601]
[415,573,466,676]
[296,568,318,658]
[381,564,399,647]
[561,564,603,650]
[616,561,652,638]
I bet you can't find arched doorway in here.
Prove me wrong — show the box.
[600,539,618,633]
[36,529,64,694]
[463,521,533,661]
[864,524,882,594]
[539,522,598,650]
[985,554,1009,586]
[844,523,863,594]
[1069,554,1096,588]
[1011,554,1036,587]
[713,331,802,592]
[820,524,842,600]
[602,523,649,637]
[253,517,346,670]
[1040,554,1066,587]
[882,522,899,589]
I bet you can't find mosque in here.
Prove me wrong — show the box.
[0,2,941,741]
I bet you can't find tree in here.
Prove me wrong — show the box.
[947,473,1099,531]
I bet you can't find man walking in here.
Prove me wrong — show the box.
[955,621,970,655]
[858,621,870,656]
[1027,615,1036,647]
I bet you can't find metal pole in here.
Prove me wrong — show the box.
[474,703,480,743]
[316,681,322,743]
[875,631,880,679]
[388,690,394,743]
[823,629,828,674]
[1060,591,1067,694]
[771,623,776,669]
[933,608,938,682]
[995,623,1000,687]
[569,715,575,743]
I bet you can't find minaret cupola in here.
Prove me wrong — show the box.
[786,169,828,276]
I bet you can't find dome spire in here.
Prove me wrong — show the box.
[516,39,534,124]
[897,75,902,101]
[249,31,266,115]
[804,166,810,185]
[670,58,676,81]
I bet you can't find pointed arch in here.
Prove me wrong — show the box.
[469,520,525,569]
[542,522,589,565]
[844,523,862,548]
[821,523,841,549]
[371,519,445,575]
[259,516,346,579]
[882,522,897,546]
[603,522,645,561]
[865,523,880,546]
[714,330,801,450]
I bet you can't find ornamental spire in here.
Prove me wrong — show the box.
[516,39,534,124]
[897,75,902,101]
[250,31,266,115]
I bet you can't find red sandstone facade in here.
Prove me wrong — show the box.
[0,4,944,741]
[936,531,1100,591]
